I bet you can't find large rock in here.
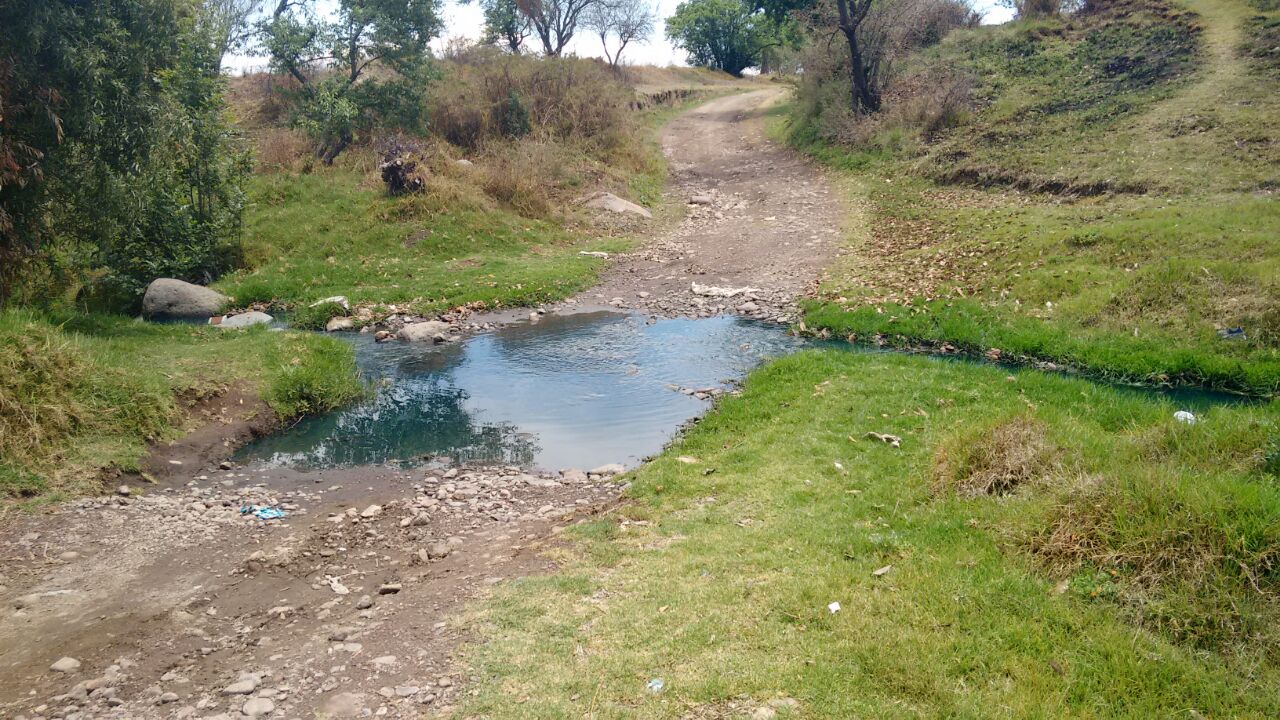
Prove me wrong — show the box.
[142,279,229,319]
[584,192,652,219]
[214,311,273,329]
[397,320,452,343]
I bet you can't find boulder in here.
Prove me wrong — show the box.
[397,320,452,343]
[584,192,652,219]
[214,311,273,329]
[142,279,228,319]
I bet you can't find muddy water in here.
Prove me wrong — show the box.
[235,311,808,471]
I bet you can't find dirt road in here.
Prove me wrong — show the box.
[576,88,844,321]
[0,89,845,720]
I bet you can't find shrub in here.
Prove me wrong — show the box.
[428,48,633,153]
[933,414,1057,496]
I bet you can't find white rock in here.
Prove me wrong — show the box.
[310,295,350,310]
[241,697,274,716]
[50,657,82,673]
[326,317,356,332]
[214,311,273,329]
[583,192,652,218]
[396,321,452,342]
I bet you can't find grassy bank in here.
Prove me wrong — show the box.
[777,0,1280,396]
[214,169,628,314]
[459,349,1280,717]
[0,310,360,503]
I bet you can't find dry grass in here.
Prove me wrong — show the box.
[932,414,1058,496]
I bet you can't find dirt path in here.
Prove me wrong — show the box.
[0,89,846,720]
[573,88,844,321]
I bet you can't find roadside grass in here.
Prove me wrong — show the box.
[0,309,360,504]
[459,350,1280,717]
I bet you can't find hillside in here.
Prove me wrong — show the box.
[787,0,1280,395]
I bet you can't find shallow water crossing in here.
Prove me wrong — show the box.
[236,311,807,471]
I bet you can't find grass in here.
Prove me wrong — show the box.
[0,309,361,503]
[773,0,1280,396]
[458,349,1280,717]
[214,170,628,314]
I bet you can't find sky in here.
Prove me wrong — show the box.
[227,0,1015,74]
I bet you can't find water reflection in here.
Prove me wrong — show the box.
[235,311,807,471]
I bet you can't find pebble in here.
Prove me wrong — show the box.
[241,697,275,716]
[50,657,82,673]
[355,595,374,610]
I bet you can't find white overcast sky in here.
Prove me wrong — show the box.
[228,0,1014,73]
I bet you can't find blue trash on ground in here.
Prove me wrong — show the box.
[240,504,286,520]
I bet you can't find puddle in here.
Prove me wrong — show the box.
[235,309,1251,474]
[235,311,807,471]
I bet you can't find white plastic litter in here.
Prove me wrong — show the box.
[1174,410,1197,425]
[827,601,841,614]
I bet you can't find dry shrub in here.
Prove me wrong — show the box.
[932,415,1058,496]
[254,127,311,172]
[1027,469,1280,651]
[428,47,634,153]
[227,72,301,130]
[477,139,577,217]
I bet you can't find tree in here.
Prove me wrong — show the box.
[259,0,443,163]
[584,0,656,67]
[480,0,532,53]
[666,0,774,76]
[833,0,881,112]
[515,0,599,56]
[201,0,264,67]
[0,0,248,308]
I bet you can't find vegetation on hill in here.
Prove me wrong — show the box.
[779,0,1280,395]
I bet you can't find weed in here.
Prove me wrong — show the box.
[932,414,1057,496]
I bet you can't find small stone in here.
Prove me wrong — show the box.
[426,542,451,560]
[58,551,80,561]
[395,686,419,697]
[222,677,259,695]
[158,692,180,704]
[116,485,131,496]
[360,504,382,518]
[355,595,374,610]
[241,697,275,716]
[377,583,402,595]
[50,657,81,673]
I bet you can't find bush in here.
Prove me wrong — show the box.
[428,48,633,153]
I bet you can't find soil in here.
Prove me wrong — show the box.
[569,88,845,322]
[0,88,845,720]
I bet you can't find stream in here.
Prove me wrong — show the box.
[235,309,1245,473]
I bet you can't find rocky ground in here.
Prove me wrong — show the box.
[0,89,847,720]
[0,463,623,720]
[571,88,845,322]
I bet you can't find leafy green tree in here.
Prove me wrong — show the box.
[479,0,533,53]
[666,0,778,76]
[0,0,248,307]
[259,0,443,163]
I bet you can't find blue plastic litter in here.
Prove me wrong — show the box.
[240,504,287,520]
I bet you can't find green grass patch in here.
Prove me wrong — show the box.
[215,170,628,314]
[0,309,359,503]
[459,350,1280,717]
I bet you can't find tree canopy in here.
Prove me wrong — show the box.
[666,0,782,76]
